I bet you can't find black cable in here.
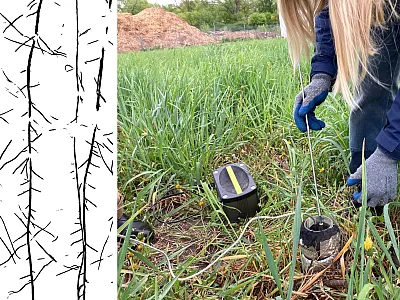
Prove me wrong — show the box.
[148,187,210,225]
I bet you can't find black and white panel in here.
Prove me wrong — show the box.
[0,1,116,299]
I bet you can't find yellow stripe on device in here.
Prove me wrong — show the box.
[226,166,242,194]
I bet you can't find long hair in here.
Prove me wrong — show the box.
[278,0,398,107]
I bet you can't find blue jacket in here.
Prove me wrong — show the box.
[310,8,337,80]
[312,7,400,160]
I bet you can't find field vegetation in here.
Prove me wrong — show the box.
[117,39,400,299]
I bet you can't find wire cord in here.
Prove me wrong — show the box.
[298,65,322,219]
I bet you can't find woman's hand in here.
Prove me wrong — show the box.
[293,73,332,132]
[347,147,398,207]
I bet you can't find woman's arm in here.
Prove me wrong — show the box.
[310,7,337,82]
[376,89,400,160]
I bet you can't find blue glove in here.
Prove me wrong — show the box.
[293,73,332,132]
[347,147,398,207]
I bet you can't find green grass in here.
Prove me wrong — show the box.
[118,39,400,299]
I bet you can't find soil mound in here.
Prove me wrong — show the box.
[117,8,216,52]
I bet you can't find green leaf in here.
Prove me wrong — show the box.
[357,283,374,299]
[131,249,158,272]
[224,278,255,295]
[257,218,283,296]
[120,275,149,300]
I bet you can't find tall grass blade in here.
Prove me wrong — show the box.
[286,185,302,300]
[371,283,385,300]
[154,276,159,300]
[347,140,368,299]
[368,220,400,277]
[117,219,134,291]
[384,203,400,260]
[257,218,283,296]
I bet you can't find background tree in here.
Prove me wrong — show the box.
[118,0,152,14]
[256,0,276,12]
[248,12,266,26]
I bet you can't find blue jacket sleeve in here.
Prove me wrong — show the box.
[376,89,400,160]
[310,7,338,81]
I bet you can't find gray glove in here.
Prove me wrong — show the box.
[347,147,398,207]
[293,73,332,132]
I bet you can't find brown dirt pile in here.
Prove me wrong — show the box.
[118,8,216,52]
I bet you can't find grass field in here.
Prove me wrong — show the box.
[117,39,400,299]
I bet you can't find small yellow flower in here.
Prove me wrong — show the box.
[141,131,147,137]
[240,85,244,89]
[364,236,373,251]
[319,167,325,173]
[250,136,254,139]
[137,244,143,251]
[176,184,182,189]
[199,200,204,207]
[287,141,291,145]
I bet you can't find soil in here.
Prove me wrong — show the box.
[211,30,279,41]
[117,8,280,53]
[149,217,222,267]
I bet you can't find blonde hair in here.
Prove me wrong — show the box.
[278,0,398,107]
